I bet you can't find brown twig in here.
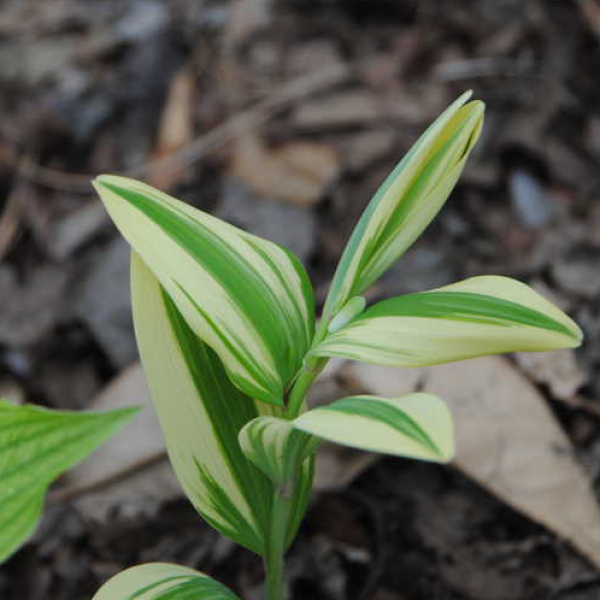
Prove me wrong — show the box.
[4,63,351,194]
[561,394,600,419]
[48,451,167,504]
[0,156,38,261]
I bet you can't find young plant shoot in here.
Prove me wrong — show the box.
[82,91,581,599]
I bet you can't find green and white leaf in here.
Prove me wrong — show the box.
[92,562,240,600]
[94,175,315,406]
[239,417,319,487]
[0,401,137,564]
[131,253,312,555]
[293,393,454,463]
[314,276,582,368]
[323,91,484,321]
[241,393,453,480]
[327,296,366,334]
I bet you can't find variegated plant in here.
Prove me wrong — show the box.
[90,91,582,600]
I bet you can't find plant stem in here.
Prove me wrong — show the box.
[264,484,294,600]
[265,326,332,598]
[265,348,326,598]
[284,368,319,420]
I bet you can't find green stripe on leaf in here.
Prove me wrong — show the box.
[323,92,484,321]
[131,254,312,555]
[322,396,441,457]
[293,393,454,463]
[314,276,582,368]
[239,417,319,487]
[92,563,240,600]
[366,291,575,338]
[94,176,315,406]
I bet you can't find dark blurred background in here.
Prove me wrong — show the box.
[1,1,600,598]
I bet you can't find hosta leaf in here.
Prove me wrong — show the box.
[239,416,319,487]
[323,91,484,321]
[94,175,315,406]
[294,393,454,463]
[314,276,582,368]
[0,401,136,564]
[131,253,312,555]
[92,562,240,600]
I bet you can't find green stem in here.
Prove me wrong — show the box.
[284,368,319,420]
[264,321,332,597]
[284,320,331,420]
[264,484,294,600]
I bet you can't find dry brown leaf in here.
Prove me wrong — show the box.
[7,63,351,193]
[514,349,586,401]
[344,356,600,569]
[293,90,381,130]
[148,66,196,190]
[580,0,600,40]
[46,201,109,261]
[223,0,271,50]
[0,378,25,405]
[0,180,23,262]
[56,353,600,568]
[58,363,181,520]
[287,40,343,78]
[0,264,68,346]
[313,443,378,492]
[343,129,396,172]
[230,134,339,206]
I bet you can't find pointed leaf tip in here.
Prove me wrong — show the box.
[315,276,582,369]
[131,254,313,554]
[323,92,484,320]
[94,175,315,405]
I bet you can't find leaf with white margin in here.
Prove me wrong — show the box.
[239,416,319,486]
[323,91,484,321]
[0,401,137,564]
[314,276,582,368]
[293,393,454,463]
[92,562,239,600]
[131,253,312,555]
[94,175,314,406]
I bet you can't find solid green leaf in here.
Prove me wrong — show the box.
[323,91,484,321]
[293,393,454,463]
[131,253,313,555]
[94,175,315,406]
[92,562,240,600]
[0,400,137,564]
[314,276,582,367]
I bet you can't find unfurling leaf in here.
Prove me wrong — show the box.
[294,393,454,463]
[323,91,484,321]
[239,417,319,486]
[94,175,315,406]
[92,562,240,600]
[131,254,312,555]
[314,276,582,368]
[0,401,137,564]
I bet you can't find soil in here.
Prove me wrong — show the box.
[1,0,600,598]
